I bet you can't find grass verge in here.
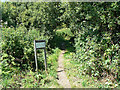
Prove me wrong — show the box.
[0,48,61,88]
[63,51,119,88]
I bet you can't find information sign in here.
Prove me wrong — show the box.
[34,40,47,71]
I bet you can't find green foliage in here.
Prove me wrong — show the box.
[64,53,119,88]
[1,48,61,88]
[56,28,73,40]
[2,2,63,35]
[75,34,119,79]
[1,2,63,87]
[49,28,75,52]
[47,48,61,80]
[60,2,120,86]
[1,2,65,52]
[1,2,120,88]
[1,27,49,75]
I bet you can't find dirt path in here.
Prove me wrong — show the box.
[57,50,71,88]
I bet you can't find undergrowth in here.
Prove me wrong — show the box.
[64,51,119,88]
[0,48,61,88]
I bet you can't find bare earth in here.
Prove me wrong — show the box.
[57,50,71,88]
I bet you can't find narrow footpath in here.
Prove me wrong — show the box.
[57,50,71,88]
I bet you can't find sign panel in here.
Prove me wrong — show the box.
[36,42,45,49]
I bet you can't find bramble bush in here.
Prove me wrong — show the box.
[1,2,120,87]
[75,32,119,81]
[2,2,62,35]
[1,2,64,78]
[1,26,49,76]
[60,2,120,83]
[70,3,120,83]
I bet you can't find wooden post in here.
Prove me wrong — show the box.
[44,48,47,71]
[34,40,38,72]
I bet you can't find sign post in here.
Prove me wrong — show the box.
[34,40,47,71]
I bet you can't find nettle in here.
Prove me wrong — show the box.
[75,31,119,79]
[65,2,120,82]
[1,27,49,75]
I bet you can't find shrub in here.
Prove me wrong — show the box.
[60,2,120,83]
[0,26,49,75]
[74,30,120,81]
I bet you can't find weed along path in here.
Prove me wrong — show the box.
[57,50,71,88]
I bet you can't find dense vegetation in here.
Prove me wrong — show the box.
[64,2,120,81]
[62,2,120,87]
[0,1,120,88]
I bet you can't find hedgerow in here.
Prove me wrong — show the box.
[60,2,120,82]
[1,26,49,76]
[1,2,120,87]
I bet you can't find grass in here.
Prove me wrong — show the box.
[63,51,119,88]
[55,28,120,88]
[0,48,62,88]
[0,27,74,88]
